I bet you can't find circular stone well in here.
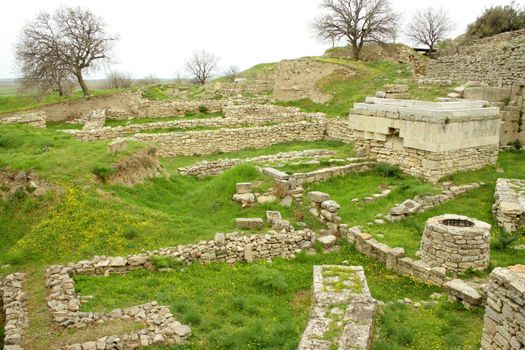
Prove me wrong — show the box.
[419,214,491,273]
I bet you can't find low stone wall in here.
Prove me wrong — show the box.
[223,104,306,118]
[298,265,376,350]
[178,149,337,177]
[493,178,525,232]
[133,121,327,157]
[45,230,313,348]
[480,265,525,350]
[419,214,491,274]
[386,183,481,221]
[325,118,354,143]
[292,162,373,185]
[64,113,323,142]
[1,112,46,128]
[1,273,27,350]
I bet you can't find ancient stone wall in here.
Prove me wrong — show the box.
[1,273,27,350]
[426,30,525,87]
[133,121,327,157]
[0,112,46,128]
[325,118,355,143]
[105,146,165,186]
[480,265,525,350]
[493,178,525,232]
[64,113,323,141]
[177,149,337,177]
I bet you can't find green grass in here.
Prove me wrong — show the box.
[276,159,353,174]
[0,89,118,114]
[373,302,483,350]
[73,242,463,350]
[141,85,171,100]
[238,62,277,80]
[0,125,144,184]
[276,59,453,117]
[103,112,225,127]
[45,121,83,131]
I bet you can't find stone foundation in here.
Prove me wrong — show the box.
[419,214,491,274]
[349,97,501,183]
[1,273,27,350]
[298,265,376,350]
[177,149,337,177]
[1,112,46,128]
[133,121,327,157]
[493,178,525,232]
[480,265,525,350]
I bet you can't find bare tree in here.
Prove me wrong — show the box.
[15,6,117,96]
[185,50,219,85]
[313,0,399,60]
[106,71,134,89]
[407,8,454,53]
[223,65,240,81]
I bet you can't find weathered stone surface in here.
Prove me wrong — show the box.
[308,191,330,203]
[298,266,376,350]
[236,218,264,229]
[235,182,252,194]
[318,235,337,248]
[444,279,483,308]
[108,138,127,155]
[493,178,525,232]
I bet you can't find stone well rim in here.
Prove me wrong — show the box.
[425,214,491,233]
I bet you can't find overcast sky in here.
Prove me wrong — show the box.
[0,0,517,79]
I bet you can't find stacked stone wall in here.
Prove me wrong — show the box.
[133,121,327,157]
[325,118,355,143]
[64,113,322,141]
[355,137,499,183]
[426,30,525,86]
[493,178,525,232]
[1,273,27,350]
[1,112,46,128]
[480,265,525,350]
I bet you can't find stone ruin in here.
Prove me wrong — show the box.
[419,214,491,274]
[493,178,525,233]
[481,264,525,350]
[298,265,376,350]
[348,97,501,182]
[0,112,46,128]
[308,191,341,236]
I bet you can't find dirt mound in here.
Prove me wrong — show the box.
[106,146,165,186]
[273,58,356,103]
[0,168,56,200]
[325,43,424,64]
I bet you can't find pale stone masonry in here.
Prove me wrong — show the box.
[425,29,525,87]
[298,265,376,350]
[348,97,501,182]
[133,121,327,157]
[481,265,525,350]
[177,149,337,177]
[1,273,28,350]
[1,112,46,128]
[493,178,525,233]
[419,214,491,274]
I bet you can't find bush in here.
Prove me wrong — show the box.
[373,163,403,178]
[467,2,525,38]
[198,105,208,113]
[91,165,115,182]
[495,227,523,250]
[252,265,289,293]
[123,227,139,240]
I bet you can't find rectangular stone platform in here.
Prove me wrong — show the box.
[298,265,376,350]
[348,97,501,182]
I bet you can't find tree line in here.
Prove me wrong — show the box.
[15,1,524,96]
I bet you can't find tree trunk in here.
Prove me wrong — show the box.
[75,69,89,96]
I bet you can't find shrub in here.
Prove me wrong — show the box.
[91,165,115,182]
[373,163,403,178]
[467,2,525,39]
[495,227,523,250]
[252,265,289,293]
[198,105,208,113]
[510,139,523,151]
[123,227,139,240]
[150,255,184,269]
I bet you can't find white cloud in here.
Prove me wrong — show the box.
[0,0,515,79]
